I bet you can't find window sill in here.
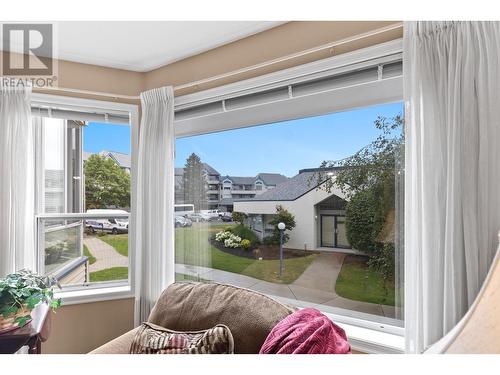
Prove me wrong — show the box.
[333,319,405,354]
[54,285,135,306]
[270,295,404,354]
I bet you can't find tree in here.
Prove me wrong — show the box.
[182,153,208,211]
[267,205,296,245]
[231,211,248,225]
[84,154,130,209]
[313,114,403,281]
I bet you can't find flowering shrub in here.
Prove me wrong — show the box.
[215,231,232,242]
[240,239,251,251]
[215,230,242,248]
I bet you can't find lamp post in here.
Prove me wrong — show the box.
[278,222,286,277]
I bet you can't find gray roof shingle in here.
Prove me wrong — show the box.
[238,169,338,201]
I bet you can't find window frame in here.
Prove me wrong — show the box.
[172,39,404,353]
[32,93,139,305]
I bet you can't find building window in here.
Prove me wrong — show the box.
[174,102,404,327]
[34,96,136,298]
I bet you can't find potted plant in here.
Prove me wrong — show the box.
[0,270,61,333]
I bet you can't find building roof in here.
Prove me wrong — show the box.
[221,176,256,185]
[202,163,220,176]
[256,173,288,186]
[101,151,131,169]
[238,168,338,201]
[221,173,288,186]
[83,150,131,169]
[174,164,220,177]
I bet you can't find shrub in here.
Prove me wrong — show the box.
[263,236,278,245]
[240,239,251,251]
[224,235,242,248]
[227,224,259,247]
[367,243,395,281]
[215,230,232,242]
[268,205,296,244]
[215,230,242,248]
[345,189,383,253]
[231,211,247,225]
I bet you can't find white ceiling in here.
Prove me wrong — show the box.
[2,21,284,72]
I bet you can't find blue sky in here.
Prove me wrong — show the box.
[84,101,403,177]
[176,102,403,177]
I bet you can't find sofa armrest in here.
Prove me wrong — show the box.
[89,327,140,354]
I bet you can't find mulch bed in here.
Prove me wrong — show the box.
[210,239,318,260]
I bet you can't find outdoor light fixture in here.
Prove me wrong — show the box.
[278,222,286,277]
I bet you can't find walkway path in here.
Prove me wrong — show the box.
[84,236,128,273]
[176,251,396,319]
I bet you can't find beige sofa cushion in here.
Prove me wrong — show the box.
[148,282,296,354]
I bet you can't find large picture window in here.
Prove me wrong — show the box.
[173,42,404,333]
[174,101,404,327]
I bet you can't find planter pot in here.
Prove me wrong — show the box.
[0,306,32,334]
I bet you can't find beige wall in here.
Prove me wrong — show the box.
[42,298,134,354]
[2,21,401,102]
[13,21,399,353]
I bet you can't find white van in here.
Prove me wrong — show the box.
[85,209,129,235]
[201,209,223,219]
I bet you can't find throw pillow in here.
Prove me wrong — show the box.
[130,322,234,354]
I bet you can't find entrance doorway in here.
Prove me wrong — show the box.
[320,215,350,248]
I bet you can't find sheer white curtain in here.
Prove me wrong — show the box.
[0,83,35,277]
[404,21,500,353]
[134,86,175,323]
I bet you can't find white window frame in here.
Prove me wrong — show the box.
[32,93,139,305]
[173,39,404,353]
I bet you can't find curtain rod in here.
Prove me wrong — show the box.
[34,22,403,101]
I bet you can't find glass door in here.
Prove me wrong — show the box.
[321,215,335,247]
[335,216,350,248]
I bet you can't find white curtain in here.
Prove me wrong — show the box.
[0,83,35,277]
[404,21,500,353]
[134,86,175,323]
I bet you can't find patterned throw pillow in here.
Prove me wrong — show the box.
[130,322,234,354]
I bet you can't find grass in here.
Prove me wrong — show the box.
[99,234,129,257]
[90,267,128,282]
[88,223,315,284]
[175,223,316,284]
[335,255,395,306]
[83,244,96,265]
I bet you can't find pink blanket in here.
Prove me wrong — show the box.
[259,308,351,354]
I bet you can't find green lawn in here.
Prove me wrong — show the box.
[90,267,128,282]
[335,255,396,306]
[83,244,96,265]
[175,223,316,284]
[100,234,129,257]
[89,223,316,284]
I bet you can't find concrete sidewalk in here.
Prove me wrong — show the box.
[84,236,128,272]
[175,251,396,319]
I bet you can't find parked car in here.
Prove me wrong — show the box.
[187,212,211,222]
[85,209,129,234]
[220,212,233,222]
[175,215,192,228]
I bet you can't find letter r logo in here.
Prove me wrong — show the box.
[2,24,53,76]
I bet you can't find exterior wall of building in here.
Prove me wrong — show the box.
[234,182,346,251]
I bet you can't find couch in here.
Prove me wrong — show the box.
[90,282,297,354]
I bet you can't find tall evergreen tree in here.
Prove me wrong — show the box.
[182,153,208,211]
